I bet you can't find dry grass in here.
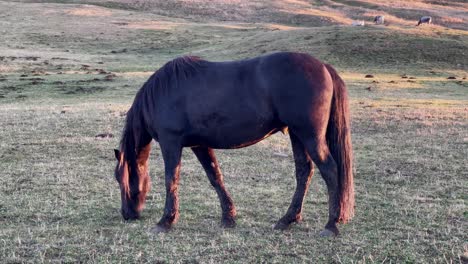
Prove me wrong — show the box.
[0,0,467,262]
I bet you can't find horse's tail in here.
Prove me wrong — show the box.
[324,64,355,224]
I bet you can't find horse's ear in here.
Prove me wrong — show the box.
[114,149,121,160]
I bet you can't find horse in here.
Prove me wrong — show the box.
[417,16,432,26]
[374,15,384,25]
[113,52,354,236]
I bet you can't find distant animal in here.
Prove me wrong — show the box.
[417,16,432,26]
[113,52,355,237]
[374,15,384,24]
[352,20,365,26]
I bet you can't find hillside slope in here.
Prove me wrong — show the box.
[6,0,468,72]
[22,0,468,29]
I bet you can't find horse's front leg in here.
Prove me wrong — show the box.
[153,139,182,233]
[192,147,236,228]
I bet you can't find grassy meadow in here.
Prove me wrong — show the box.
[0,0,467,262]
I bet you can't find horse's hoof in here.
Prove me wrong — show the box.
[151,224,171,234]
[221,218,236,228]
[319,229,337,237]
[273,221,290,230]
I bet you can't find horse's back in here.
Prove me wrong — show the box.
[196,52,333,105]
[151,52,333,148]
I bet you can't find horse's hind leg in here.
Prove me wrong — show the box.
[300,137,341,236]
[192,147,236,227]
[274,132,314,230]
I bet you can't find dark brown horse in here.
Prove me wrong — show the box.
[113,52,354,236]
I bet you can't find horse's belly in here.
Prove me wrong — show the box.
[184,119,285,149]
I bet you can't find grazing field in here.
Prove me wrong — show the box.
[0,0,467,262]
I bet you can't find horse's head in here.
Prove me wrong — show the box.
[114,148,151,220]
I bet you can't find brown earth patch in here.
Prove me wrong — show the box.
[66,6,113,17]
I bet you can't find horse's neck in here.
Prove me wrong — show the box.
[137,143,151,165]
[126,88,154,166]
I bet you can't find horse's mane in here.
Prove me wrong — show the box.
[158,56,204,80]
[141,55,204,98]
[119,56,204,163]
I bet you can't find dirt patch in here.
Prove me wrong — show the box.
[126,20,302,31]
[58,85,106,95]
[95,132,114,139]
[110,48,128,54]
[104,74,116,81]
[66,6,113,17]
[1,85,21,92]
[119,71,153,77]
[126,21,185,30]
[0,65,21,73]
